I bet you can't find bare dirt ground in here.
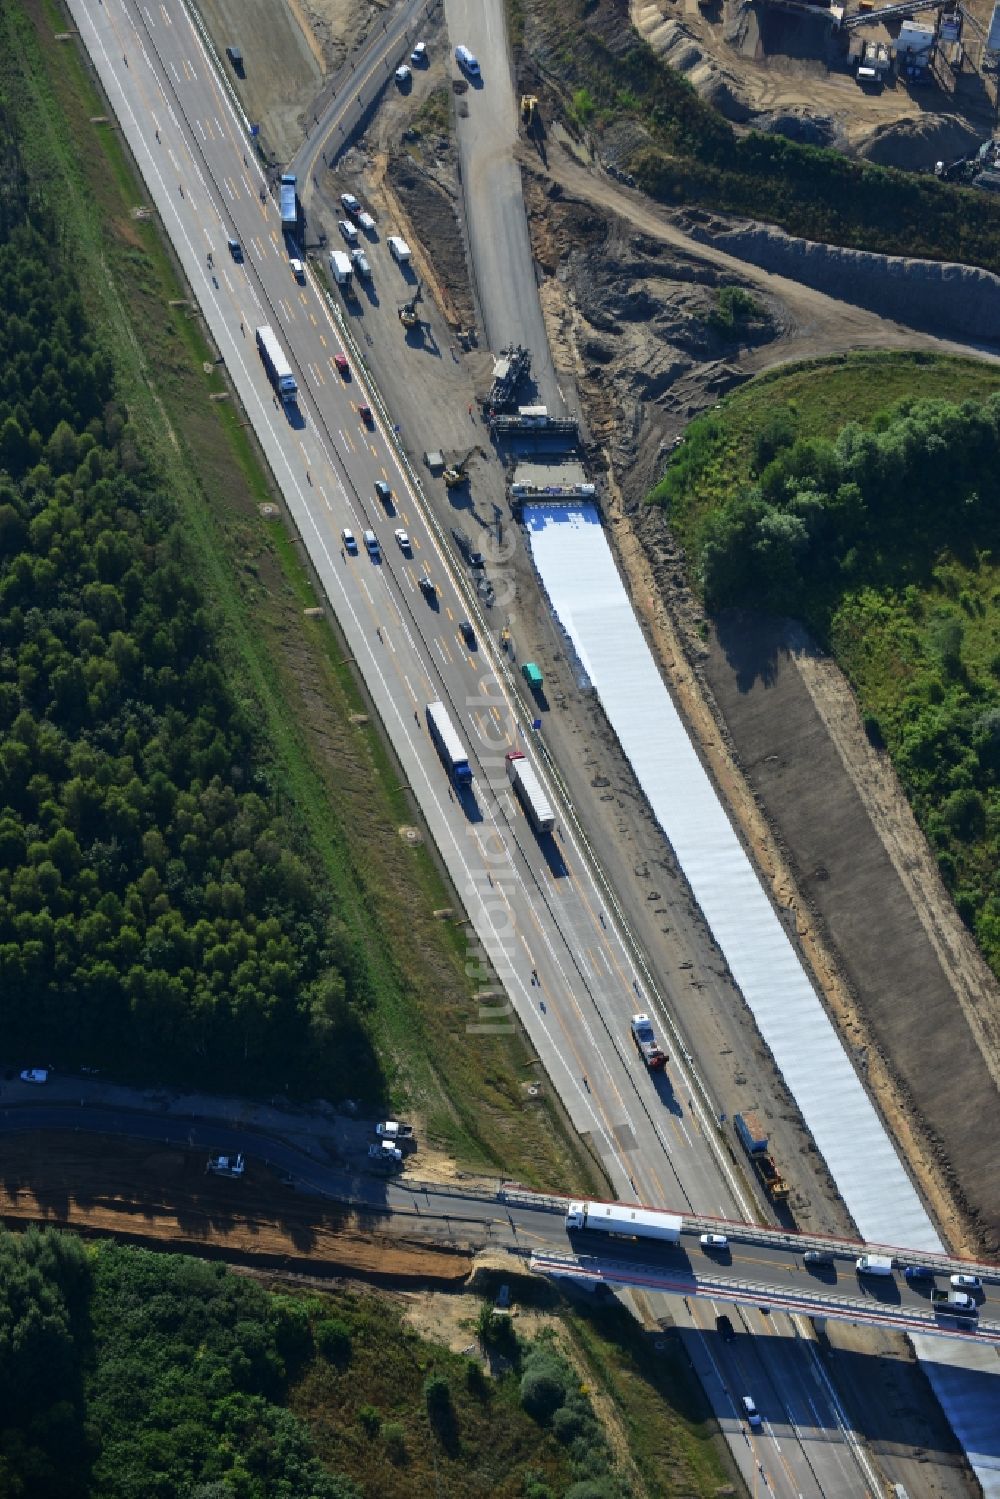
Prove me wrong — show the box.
[702,614,1000,1249]
[0,1132,472,1283]
[631,0,996,165]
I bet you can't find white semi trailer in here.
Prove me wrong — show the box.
[565,1201,683,1243]
[506,749,555,834]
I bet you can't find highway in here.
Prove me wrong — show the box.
[61,3,956,1495]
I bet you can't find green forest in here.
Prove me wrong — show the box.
[654,368,1000,977]
[0,1227,624,1499]
[0,112,374,1092]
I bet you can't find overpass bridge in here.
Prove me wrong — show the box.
[502,1189,1000,1346]
[4,1105,998,1345]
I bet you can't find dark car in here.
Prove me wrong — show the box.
[715,1314,736,1343]
[904,1264,935,1282]
[459,619,476,647]
[225,45,244,76]
[358,404,373,426]
[804,1250,835,1267]
[374,480,392,509]
[227,237,243,263]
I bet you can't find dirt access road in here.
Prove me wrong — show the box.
[0,1131,472,1284]
[530,147,1000,374]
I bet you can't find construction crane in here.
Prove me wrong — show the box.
[443,447,475,488]
[398,281,424,330]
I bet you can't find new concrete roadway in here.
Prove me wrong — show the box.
[61,3,953,1494]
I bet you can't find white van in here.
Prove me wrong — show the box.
[455,44,480,77]
[856,1254,894,1277]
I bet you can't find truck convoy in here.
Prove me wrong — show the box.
[255,325,298,405]
[505,749,555,834]
[426,700,473,786]
[565,1200,683,1243]
[279,172,298,230]
[630,1013,667,1071]
[733,1111,790,1203]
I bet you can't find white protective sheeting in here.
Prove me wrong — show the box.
[526,503,1000,1490]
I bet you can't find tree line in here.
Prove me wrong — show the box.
[0,1227,358,1498]
[0,117,376,1093]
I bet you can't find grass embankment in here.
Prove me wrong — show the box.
[658,353,1000,556]
[652,351,1000,978]
[295,1276,737,1499]
[517,0,1000,274]
[6,0,599,1192]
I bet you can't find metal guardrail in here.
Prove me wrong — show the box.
[500,1184,1000,1280]
[529,1252,999,1343]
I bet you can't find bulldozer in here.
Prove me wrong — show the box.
[443,447,474,488]
[398,281,423,330]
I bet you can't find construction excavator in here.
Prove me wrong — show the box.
[520,94,538,128]
[443,447,474,488]
[398,281,424,330]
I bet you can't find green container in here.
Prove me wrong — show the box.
[522,662,543,691]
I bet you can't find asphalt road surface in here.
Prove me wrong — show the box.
[442,0,565,412]
[60,4,958,1494]
[288,0,434,186]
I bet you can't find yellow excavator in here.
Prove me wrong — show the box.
[398,281,423,330]
[443,447,474,488]
[520,94,538,128]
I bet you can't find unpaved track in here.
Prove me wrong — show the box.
[528,147,1000,371]
[0,1132,472,1283]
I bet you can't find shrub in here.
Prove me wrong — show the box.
[315,1317,352,1365]
[552,1405,586,1444]
[357,1404,381,1438]
[519,1361,569,1423]
[383,1422,407,1465]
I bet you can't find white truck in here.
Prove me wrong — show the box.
[630,1013,667,1071]
[856,1253,894,1277]
[206,1153,245,1179]
[506,750,555,834]
[369,1140,403,1164]
[376,1120,415,1142]
[388,235,412,266]
[329,250,354,296]
[255,326,298,405]
[565,1201,683,1243]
